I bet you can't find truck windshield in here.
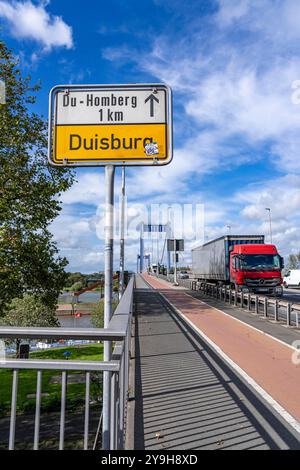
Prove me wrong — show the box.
[239,254,281,271]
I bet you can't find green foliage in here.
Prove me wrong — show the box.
[91,299,104,328]
[0,294,58,355]
[91,298,118,328]
[65,272,87,288]
[0,344,103,416]
[64,272,104,290]
[0,294,58,328]
[70,281,84,291]
[113,278,119,292]
[91,372,103,403]
[0,40,74,315]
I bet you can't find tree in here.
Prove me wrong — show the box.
[70,281,84,292]
[65,272,86,288]
[287,253,300,270]
[0,40,74,315]
[91,299,118,328]
[91,300,104,328]
[0,294,58,356]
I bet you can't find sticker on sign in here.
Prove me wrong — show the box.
[48,83,172,166]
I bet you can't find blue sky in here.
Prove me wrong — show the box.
[2,0,300,272]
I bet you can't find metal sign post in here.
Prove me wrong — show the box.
[119,167,125,299]
[174,250,178,285]
[167,207,172,280]
[102,165,115,449]
[167,239,184,286]
[139,223,144,273]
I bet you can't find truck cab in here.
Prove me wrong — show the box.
[230,244,284,296]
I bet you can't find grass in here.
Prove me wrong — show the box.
[0,343,103,417]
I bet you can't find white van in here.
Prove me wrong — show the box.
[283,269,300,288]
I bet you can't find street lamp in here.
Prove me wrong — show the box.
[227,225,231,235]
[265,208,273,243]
[166,206,172,281]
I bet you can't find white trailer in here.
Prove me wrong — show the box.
[192,235,265,282]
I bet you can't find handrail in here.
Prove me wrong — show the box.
[0,277,135,342]
[0,359,119,372]
[0,275,135,451]
[0,326,125,341]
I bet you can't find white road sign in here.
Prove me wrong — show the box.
[48,83,172,166]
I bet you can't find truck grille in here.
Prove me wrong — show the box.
[244,278,280,287]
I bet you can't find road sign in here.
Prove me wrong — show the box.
[144,224,168,232]
[167,239,184,252]
[48,83,172,166]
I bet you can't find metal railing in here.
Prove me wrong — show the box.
[154,273,300,328]
[192,281,300,328]
[0,277,134,451]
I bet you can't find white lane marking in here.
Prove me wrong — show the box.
[183,292,300,352]
[160,292,300,436]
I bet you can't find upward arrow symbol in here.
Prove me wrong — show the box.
[145,93,159,117]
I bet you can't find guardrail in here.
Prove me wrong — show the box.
[0,277,134,451]
[192,281,300,328]
[155,273,300,328]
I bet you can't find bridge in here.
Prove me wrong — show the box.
[1,274,300,450]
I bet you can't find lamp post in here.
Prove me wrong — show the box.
[265,208,273,243]
[167,206,172,281]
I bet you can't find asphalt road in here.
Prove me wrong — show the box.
[282,287,300,304]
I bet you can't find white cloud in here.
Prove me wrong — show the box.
[216,0,251,26]
[185,62,300,145]
[237,175,300,222]
[232,174,300,256]
[56,1,300,269]
[61,173,106,206]
[0,0,73,50]
[50,211,92,249]
[217,0,300,44]
[50,207,103,272]
[101,1,300,175]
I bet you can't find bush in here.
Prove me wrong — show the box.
[70,281,83,291]
[91,300,104,328]
[22,399,36,414]
[91,372,103,402]
[91,299,118,328]
[41,393,61,413]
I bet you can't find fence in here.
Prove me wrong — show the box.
[155,273,300,328]
[191,281,300,328]
[0,276,134,451]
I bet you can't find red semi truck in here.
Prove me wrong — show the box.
[192,235,284,296]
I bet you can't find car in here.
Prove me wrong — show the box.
[178,271,189,279]
[283,269,300,288]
